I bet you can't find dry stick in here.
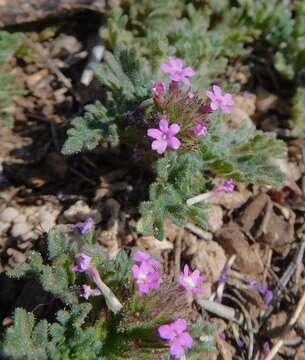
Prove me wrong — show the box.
[186,192,213,206]
[21,34,79,101]
[174,233,183,281]
[197,299,244,326]
[261,240,305,323]
[185,222,213,241]
[224,293,254,360]
[264,288,305,360]
[213,255,236,302]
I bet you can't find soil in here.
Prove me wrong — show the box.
[1,11,305,360]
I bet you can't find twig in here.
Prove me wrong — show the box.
[197,299,244,326]
[215,255,236,303]
[186,192,213,206]
[185,223,213,240]
[224,293,254,360]
[268,241,305,311]
[80,26,105,86]
[174,233,183,281]
[21,34,79,101]
[264,288,305,360]
[69,167,96,186]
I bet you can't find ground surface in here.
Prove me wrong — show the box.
[1,11,305,360]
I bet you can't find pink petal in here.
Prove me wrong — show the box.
[169,123,180,135]
[191,269,200,280]
[159,117,169,132]
[132,264,140,278]
[180,332,193,348]
[221,105,231,114]
[210,102,219,111]
[206,90,215,101]
[180,76,190,86]
[167,136,181,150]
[138,283,150,295]
[152,139,167,154]
[147,128,162,140]
[170,57,183,71]
[183,264,189,276]
[171,74,182,82]
[170,339,185,358]
[223,93,233,105]
[160,63,172,73]
[182,67,195,77]
[213,85,222,96]
[133,251,150,262]
[173,319,187,333]
[158,324,174,340]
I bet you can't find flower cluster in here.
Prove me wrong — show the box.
[158,319,193,359]
[147,57,234,156]
[179,264,204,295]
[147,114,181,155]
[131,251,204,359]
[132,251,161,295]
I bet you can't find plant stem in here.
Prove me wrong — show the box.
[89,267,123,314]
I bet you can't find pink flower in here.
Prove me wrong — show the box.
[215,178,235,193]
[179,264,204,295]
[206,85,234,113]
[152,81,166,97]
[132,262,161,296]
[133,250,160,269]
[147,114,181,154]
[81,284,101,300]
[73,253,92,273]
[160,57,195,86]
[188,91,195,99]
[158,319,193,359]
[193,123,208,137]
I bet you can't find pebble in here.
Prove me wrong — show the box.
[0,207,20,223]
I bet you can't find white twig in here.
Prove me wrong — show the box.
[185,223,213,241]
[197,299,244,325]
[81,27,105,86]
[186,192,213,206]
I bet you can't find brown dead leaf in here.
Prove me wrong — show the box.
[216,223,264,276]
[190,240,227,284]
[209,186,251,210]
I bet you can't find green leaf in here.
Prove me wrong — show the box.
[62,101,118,155]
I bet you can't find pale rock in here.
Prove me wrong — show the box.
[191,241,227,283]
[0,207,20,223]
[11,222,31,237]
[0,221,10,235]
[13,214,27,224]
[63,200,101,223]
[208,205,223,232]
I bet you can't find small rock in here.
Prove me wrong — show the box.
[63,200,101,223]
[11,222,31,237]
[0,222,10,235]
[190,241,227,283]
[13,214,27,224]
[6,248,26,264]
[0,207,20,223]
[256,88,278,113]
[208,205,223,232]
